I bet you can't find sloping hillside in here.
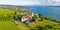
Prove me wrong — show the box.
[0,7,60,30]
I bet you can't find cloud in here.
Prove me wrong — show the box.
[0,0,40,6]
[43,0,60,3]
[39,0,60,6]
[0,0,60,6]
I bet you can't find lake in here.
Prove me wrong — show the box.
[26,6,60,20]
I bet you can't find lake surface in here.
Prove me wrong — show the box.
[26,6,60,20]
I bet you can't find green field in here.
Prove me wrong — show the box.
[0,7,30,30]
[0,7,20,30]
[0,20,60,30]
[0,21,20,30]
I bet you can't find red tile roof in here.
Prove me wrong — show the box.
[22,15,32,19]
[22,16,28,19]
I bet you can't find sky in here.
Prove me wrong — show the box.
[0,0,60,6]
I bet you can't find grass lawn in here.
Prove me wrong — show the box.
[0,21,30,30]
[0,20,60,30]
[0,21,20,30]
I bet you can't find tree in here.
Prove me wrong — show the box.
[38,14,43,18]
